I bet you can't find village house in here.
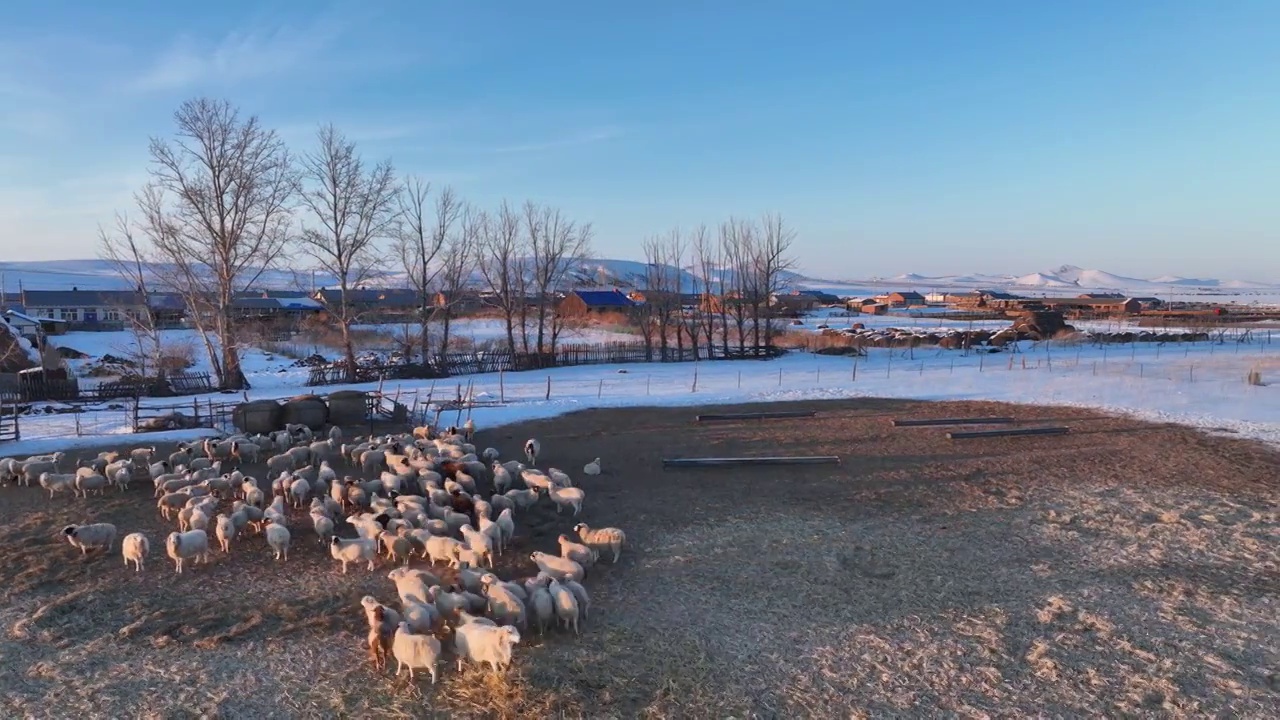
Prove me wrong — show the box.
[950,289,1024,310]
[18,289,149,329]
[557,289,635,316]
[432,290,487,313]
[1130,297,1165,311]
[1023,297,1142,315]
[313,288,420,318]
[885,291,925,308]
[770,291,820,315]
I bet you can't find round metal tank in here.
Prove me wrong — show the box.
[281,394,329,430]
[233,399,284,434]
[326,390,368,426]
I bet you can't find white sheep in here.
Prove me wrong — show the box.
[424,535,462,566]
[477,515,504,556]
[482,447,500,462]
[265,520,291,561]
[215,514,236,553]
[558,534,596,568]
[39,472,77,499]
[548,468,573,487]
[504,488,538,510]
[288,477,311,508]
[388,567,439,606]
[530,551,584,582]
[583,458,601,476]
[548,579,580,635]
[454,623,520,673]
[530,582,554,635]
[392,622,442,683]
[520,469,554,494]
[458,525,494,568]
[62,523,117,555]
[481,575,527,629]
[166,530,210,573]
[523,438,540,467]
[400,599,439,634]
[265,453,294,476]
[574,523,627,563]
[546,485,585,516]
[312,513,335,545]
[73,472,109,498]
[121,532,150,571]
[330,536,378,573]
[562,578,591,621]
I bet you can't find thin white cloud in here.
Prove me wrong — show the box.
[129,17,343,92]
[485,127,624,154]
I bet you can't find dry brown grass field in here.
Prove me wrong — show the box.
[1,399,1277,718]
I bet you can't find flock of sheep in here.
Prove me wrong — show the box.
[0,418,626,684]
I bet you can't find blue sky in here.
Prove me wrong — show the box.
[3,1,1279,281]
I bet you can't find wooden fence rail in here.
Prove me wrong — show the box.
[306,342,783,387]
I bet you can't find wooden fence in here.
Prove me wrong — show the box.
[0,402,18,442]
[307,342,784,386]
[132,397,235,433]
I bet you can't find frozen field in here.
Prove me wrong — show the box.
[7,326,1278,453]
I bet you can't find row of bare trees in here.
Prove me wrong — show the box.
[636,216,796,360]
[101,98,593,389]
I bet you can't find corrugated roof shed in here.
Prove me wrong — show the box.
[571,290,634,307]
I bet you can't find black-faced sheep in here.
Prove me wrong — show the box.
[62,523,117,555]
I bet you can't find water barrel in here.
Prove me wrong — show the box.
[327,390,368,426]
[282,394,329,430]
[234,399,284,434]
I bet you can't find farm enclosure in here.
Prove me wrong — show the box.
[0,399,1277,717]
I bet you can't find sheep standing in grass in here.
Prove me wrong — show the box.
[546,485,586,516]
[454,623,520,673]
[393,622,442,683]
[548,578,580,635]
[523,438,540,467]
[574,523,627,564]
[121,532,150,571]
[265,520,291,561]
[583,458,601,476]
[530,551,584,582]
[166,530,210,573]
[62,523,117,555]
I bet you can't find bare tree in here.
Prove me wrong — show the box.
[395,181,459,362]
[525,202,591,355]
[677,224,707,359]
[692,224,723,357]
[663,229,689,359]
[434,204,478,357]
[475,201,527,354]
[298,124,399,382]
[721,218,755,353]
[636,238,664,360]
[754,213,798,347]
[98,213,166,379]
[134,98,296,389]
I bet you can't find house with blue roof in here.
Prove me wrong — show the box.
[558,289,635,316]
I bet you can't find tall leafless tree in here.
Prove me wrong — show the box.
[298,124,399,382]
[754,213,798,347]
[636,238,665,360]
[133,98,296,389]
[525,202,591,355]
[395,181,458,361]
[434,204,479,357]
[98,213,166,379]
[475,201,527,354]
[691,224,723,357]
[721,218,755,353]
[663,229,689,359]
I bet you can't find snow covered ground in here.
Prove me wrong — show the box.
[6,331,1278,453]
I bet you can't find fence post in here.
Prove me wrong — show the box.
[193,398,199,423]
[499,371,505,403]
[646,375,651,396]
[778,367,783,387]
[887,351,892,378]
[597,379,603,399]
[75,410,81,436]
[852,357,858,381]
[816,365,821,385]
[737,370,742,389]
[545,376,552,401]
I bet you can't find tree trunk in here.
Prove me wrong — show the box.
[340,319,358,384]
